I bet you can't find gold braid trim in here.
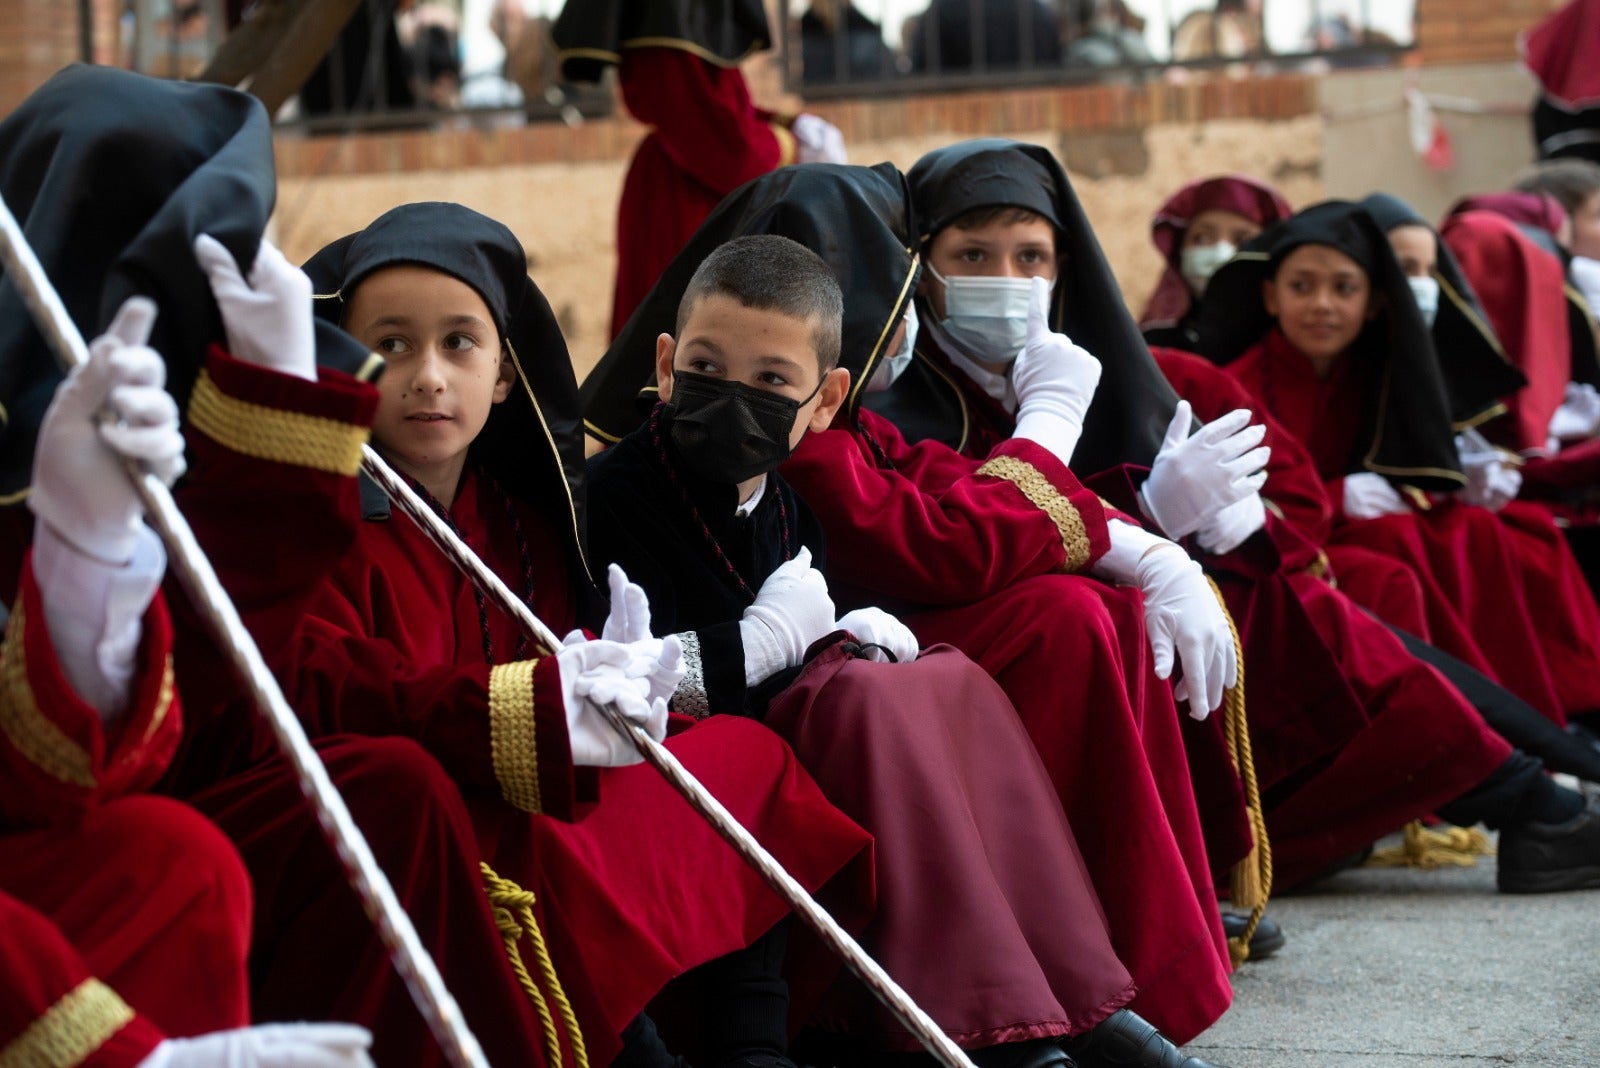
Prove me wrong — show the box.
[187,370,369,476]
[0,979,135,1068]
[770,122,797,167]
[0,600,95,788]
[1205,577,1273,967]
[977,456,1093,571]
[139,658,177,745]
[482,863,589,1068]
[1367,820,1494,871]
[489,660,543,813]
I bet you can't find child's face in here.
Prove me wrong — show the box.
[655,292,849,456]
[1262,243,1376,363]
[345,265,513,474]
[1572,190,1600,261]
[922,216,1058,319]
[1182,209,1263,253]
[1385,224,1437,279]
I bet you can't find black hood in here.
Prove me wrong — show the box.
[905,138,1180,473]
[581,162,918,440]
[0,64,370,503]
[1194,200,1465,491]
[552,0,770,83]
[304,202,596,600]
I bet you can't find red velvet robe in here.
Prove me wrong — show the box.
[238,373,873,1062]
[611,47,796,336]
[1130,349,1513,886]
[172,351,588,1067]
[1226,329,1580,724]
[784,416,1235,1045]
[0,558,253,1055]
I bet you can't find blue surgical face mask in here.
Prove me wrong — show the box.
[928,262,1034,366]
[1407,274,1440,329]
[866,302,917,393]
[1180,241,1237,295]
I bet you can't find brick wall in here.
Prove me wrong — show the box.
[0,0,82,118]
[1413,0,1565,66]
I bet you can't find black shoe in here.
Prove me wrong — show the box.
[1062,1010,1231,1068]
[1220,911,1285,961]
[968,1038,1077,1068]
[1498,799,1600,893]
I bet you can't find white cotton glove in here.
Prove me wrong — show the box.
[1138,403,1270,540]
[1194,491,1268,556]
[194,233,317,381]
[1094,520,1236,719]
[740,547,836,685]
[597,563,684,707]
[138,1024,374,1067]
[556,633,674,767]
[1342,472,1410,520]
[29,297,185,566]
[791,113,847,164]
[836,606,920,663]
[1010,276,1103,466]
[1548,381,1600,442]
[1456,429,1521,512]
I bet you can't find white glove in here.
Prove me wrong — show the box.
[1139,403,1270,540]
[1342,472,1410,520]
[139,1024,374,1067]
[792,113,847,164]
[1194,491,1268,556]
[740,547,836,685]
[1011,277,1103,465]
[556,632,674,767]
[598,562,684,707]
[1571,255,1600,319]
[1456,430,1520,512]
[1548,381,1600,442]
[1094,520,1236,719]
[30,297,185,566]
[194,233,316,381]
[836,606,920,663]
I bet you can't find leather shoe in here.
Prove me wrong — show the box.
[1498,798,1600,893]
[1062,1010,1230,1068]
[968,1039,1077,1068]
[1220,911,1285,961]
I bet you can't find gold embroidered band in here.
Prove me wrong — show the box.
[0,979,136,1068]
[978,456,1092,571]
[188,371,369,476]
[0,601,95,788]
[489,660,543,813]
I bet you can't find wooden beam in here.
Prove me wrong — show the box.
[196,0,364,116]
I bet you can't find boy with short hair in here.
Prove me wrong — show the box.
[1515,157,1600,261]
[587,233,1227,1068]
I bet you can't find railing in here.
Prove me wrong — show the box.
[781,0,1415,97]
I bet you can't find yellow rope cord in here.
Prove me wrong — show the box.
[481,862,590,1068]
[1205,577,1273,967]
[1366,819,1495,870]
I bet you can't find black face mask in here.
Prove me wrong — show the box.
[667,370,824,485]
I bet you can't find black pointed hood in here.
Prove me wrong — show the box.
[1194,199,1465,491]
[552,0,771,83]
[304,202,596,600]
[904,138,1181,473]
[581,162,918,440]
[0,64,370,504]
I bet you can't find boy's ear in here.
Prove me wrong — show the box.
[805,367,852,433]
[493,345,515,404]
[1261,278,1280,319]
[654,333,677,403]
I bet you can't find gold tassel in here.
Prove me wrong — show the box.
[481,862,590,1068]
[1206,578,1273,967]
[1366,820,1495,871]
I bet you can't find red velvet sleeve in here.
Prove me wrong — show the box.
[618,47,793,198]
[0,559,178,827]
[0,893,165,1066]
[287,588,582,820]
[783,410,1112,606]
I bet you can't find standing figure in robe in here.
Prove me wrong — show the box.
[580,162,1243,1045]
[552,0,846,339]
[0,290,373,1066]
[297,202,875,1068]
[587,231,1230,1068]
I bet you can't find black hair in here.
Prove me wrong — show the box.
[676,234,844,371]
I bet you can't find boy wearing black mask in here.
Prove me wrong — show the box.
[588,234,1228,1068]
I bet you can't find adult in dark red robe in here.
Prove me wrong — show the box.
[552,0,843,339]
[0,66,571,1068]
[1192,200,1589,727]
[580,163,1238,1049]
[1524,0,1600,164]
[1139,174,1292,347]
[300,203,874,1068]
